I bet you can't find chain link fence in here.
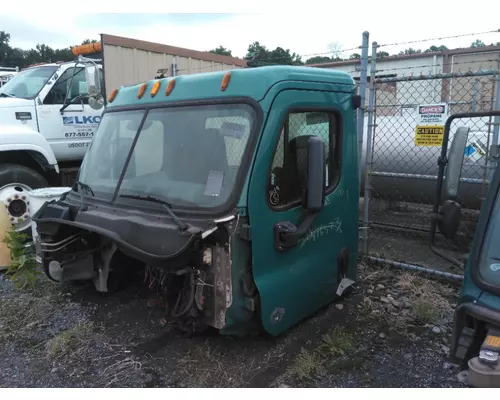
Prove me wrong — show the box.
[360,66,500,276]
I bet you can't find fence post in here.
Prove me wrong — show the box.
[357,31,370,195]
[362,41,377,254]
[488,72,500,182]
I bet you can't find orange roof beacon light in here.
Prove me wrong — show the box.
[165,79,176,96]
[137,83,147,99]
[71,42,102,57]
[221,72,231,91]
[108,88,118,103]
[150,80,161,97]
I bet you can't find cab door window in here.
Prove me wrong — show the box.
[268,110,341,209]
[43,67,89,105]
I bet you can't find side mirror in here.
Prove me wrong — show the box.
[85,64,104,111]
[444,126,469,200]
[306,136,326,212]
[437,199,462,239]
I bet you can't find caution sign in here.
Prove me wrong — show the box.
[415,125,444,146]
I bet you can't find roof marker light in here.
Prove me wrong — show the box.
[137,83,147,99]
[221,72,231,91]
[151,80,161,97]
[108,88,118,103]
[166,79,176,96]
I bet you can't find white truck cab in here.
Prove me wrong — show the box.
[0,66,18,87]
[0,50,105,233]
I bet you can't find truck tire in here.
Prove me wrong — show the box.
[0,164,48,235]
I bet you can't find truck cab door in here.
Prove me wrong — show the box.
[247,88,358,335]
[36,66,104,162]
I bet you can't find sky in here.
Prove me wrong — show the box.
[1,6,500,61]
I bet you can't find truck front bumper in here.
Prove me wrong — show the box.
[451,301,500,365]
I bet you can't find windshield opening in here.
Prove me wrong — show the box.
[78,103,258,210]
[478,184,500,287]
[0,66,57,99]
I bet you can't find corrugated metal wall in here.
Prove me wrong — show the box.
[101,34,247,98]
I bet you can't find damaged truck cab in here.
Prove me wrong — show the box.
[449,158,500,386]
[33,65,359,336]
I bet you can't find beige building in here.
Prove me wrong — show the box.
[100,34,248,98]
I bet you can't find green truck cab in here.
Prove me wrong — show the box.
[435,120,500,387]
[448,157,500,386]
[32,65,360,336]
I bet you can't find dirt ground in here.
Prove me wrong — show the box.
[0,259,468,388]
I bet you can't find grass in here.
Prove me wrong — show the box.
[320,330,354,357]
[286,328,354,382]
[0,295,52,345]
[46,322,96,359]
[394,272,454,325]
[286,348,321,381]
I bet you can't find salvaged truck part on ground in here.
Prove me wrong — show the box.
[33,65,360,336]
[429,110,500,387]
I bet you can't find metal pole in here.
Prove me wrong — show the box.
[490,74,500,183]
[172,57,177,77]
[357,31,369,195]
[472,79,479,112]
[493,74,500,147]
[362,41,377,254]
[366,256,464,281]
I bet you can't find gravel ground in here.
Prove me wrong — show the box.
[0,261,467,388]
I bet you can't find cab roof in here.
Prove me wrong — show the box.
[107,65,356,109]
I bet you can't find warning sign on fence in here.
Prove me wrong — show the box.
[416,103,448,125]
[414,102,448,146]
[415,125,444,146]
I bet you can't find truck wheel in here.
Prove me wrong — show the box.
[0,164,48,235]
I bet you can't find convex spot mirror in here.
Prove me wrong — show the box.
[85,64,104,111]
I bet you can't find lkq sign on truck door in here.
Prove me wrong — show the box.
[414,103,448,147]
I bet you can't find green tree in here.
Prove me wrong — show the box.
[209,46,232,56]
[305,56,333,65]
[471,39,486,48]
[398,47,422,55]
[0,31,12,65]
[424,45,449,53]
[245,41,302,66]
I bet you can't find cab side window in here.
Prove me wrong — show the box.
[43,67,89,105]
[268,110,340,209]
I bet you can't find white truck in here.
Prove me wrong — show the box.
[0,49,104,234]
[0,66,18,87]
[0,35,247,234]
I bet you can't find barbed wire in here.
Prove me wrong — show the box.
[173,29,500,75]
[177,29,500,72]
[344,58,500,75]
[377,28,500,49]
[175,46,363,74]
[173,55,500,77]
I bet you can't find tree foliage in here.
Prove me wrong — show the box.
[245,41,303,66]
[209,46,232,56]
[1,30,499,71]
[0,31,98,69]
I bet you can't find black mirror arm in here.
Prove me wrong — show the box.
[274,211,319,251]
[60,94,87,113]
